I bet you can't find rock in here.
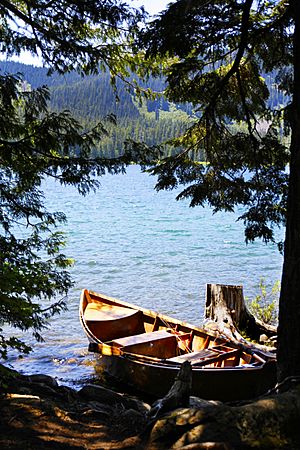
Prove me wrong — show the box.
[118,408,146,427]
[110,407,148,440]
[78,383,150,415]
[81,407,111,420]
[30,382,63,398]
[8,379,59,398]
[78,383,128,406]
[56,385,79,402]
[25,374,58,388]
[86,400,114,414]
[5,372,81,406]
[122,396,151,415]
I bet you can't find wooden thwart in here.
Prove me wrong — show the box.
[111,330,174,347]
[112,330,178,359]
[168,346,242,367]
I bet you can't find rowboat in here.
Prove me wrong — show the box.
[79,289,276,401]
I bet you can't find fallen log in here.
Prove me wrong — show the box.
[205,283,277,345]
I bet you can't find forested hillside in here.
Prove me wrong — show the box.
[0,60,194,158]
[0,61,285,159]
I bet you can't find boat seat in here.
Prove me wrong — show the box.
[84,302,140,321]
[111,330,174,347]
[111,330,178,359]
[168,349,218,365]
[168,347,241,366]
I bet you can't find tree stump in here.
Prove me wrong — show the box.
[205,284,277,344]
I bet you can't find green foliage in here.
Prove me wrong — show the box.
[246,278,280,325]
[0,1,161,359]
[0,0,146,76]
[140,0,292,245]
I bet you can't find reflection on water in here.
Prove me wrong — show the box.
[5,166,283,387]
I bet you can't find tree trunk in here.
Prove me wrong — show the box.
[205,284,277,343]
[277,0,300,382]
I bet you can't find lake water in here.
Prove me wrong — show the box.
[5,165,283,386]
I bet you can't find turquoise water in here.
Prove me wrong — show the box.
[5,165,283,385]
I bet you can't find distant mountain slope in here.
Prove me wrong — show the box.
[0,60,142,119]
[50,74,141,120]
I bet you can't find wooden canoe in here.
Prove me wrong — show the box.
[79,289,277,401]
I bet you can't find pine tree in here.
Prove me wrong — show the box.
[0,0,154,358]
[140,0,299,382]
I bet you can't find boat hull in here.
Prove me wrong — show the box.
[80,289,277,401]
[95,352,276,401]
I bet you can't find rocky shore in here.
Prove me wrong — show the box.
[1,365,300,449]
[0,368,150,449]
